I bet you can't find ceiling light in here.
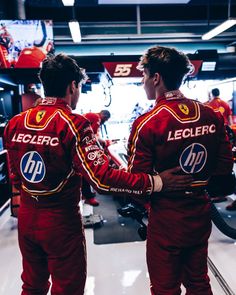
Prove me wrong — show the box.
[62,0,75,6]
[202,19,236,40]
[69,21,81,43]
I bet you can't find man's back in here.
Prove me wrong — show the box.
[129,93,232,189]
[4,98,83,202]
[128,92,233,246]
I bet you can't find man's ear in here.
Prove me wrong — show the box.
[69,85,73,94]
[153,73,160,86]
[69,80,76,94]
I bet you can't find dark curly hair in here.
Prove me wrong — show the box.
[211,88,220,97]
[39,53,87,98]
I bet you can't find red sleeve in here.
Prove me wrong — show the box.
[70,116,153,197]
[127,116,154,174]
[126,116,154,205]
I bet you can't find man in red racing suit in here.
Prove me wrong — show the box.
[3,53,193,295]
[127,46,233,295]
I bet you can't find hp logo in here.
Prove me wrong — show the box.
[20,151,46,183]
[179,143,207,174]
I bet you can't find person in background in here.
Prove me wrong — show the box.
[206,88,234,203]
[127,46,233,295]
[84,109,111,142]
[4,53,193,295]
[21,83,41,111]
[207,88,233,126]
[82,109,111,206]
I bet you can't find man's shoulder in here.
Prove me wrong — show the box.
[219,98,231,107]
[84,112,99,121]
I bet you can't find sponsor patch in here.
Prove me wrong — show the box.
[82,135,96,145]
[85,145,99,152]
[87,150,104,161]
[41,97,57,105]
[20,151,46,183]
[179,143,207,174]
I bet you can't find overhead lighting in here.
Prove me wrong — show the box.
[61,0,75,5]
[202,19,236,40]
[69,21,81,43]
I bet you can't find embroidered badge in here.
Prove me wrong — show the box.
[41,97,57,105]
[36,110,46,123]
[178,103,189,115]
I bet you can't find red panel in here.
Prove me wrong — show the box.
[103,61,142,78]
[188,60,203,77]
[103,60,202,78]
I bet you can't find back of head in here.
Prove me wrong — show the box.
[100,110,111,123]
[39,53,87,98]
[100,110,111,119]
[137,46,191,90]
[211,88,220,98]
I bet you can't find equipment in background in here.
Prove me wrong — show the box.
[117,203,147,240]
[82,214,103,229]
[119,200,236,241]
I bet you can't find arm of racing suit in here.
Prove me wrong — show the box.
[70,117,155,198]
[70,116,192,199]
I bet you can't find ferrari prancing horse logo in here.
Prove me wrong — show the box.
[178,104,189,115]
[36,110,46,123]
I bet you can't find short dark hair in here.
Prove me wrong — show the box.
[137,46,191,90]
[39,53,87,97]
[211,88,220,97]
[100,110,111,119]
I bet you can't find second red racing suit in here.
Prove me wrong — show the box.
[4,98,154,295]
[127,90,233,295]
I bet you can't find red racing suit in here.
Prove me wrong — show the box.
[4,98,153,295]
[84,112,101,135]
[206,97,232,125]
[127,90,233,295]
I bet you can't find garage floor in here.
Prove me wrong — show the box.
[0,199,236,295]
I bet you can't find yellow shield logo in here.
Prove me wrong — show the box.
[219,106,225,115]
[36,111,46,123]
[178,104,189,115]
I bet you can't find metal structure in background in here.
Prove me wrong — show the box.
[0,0,236,47]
